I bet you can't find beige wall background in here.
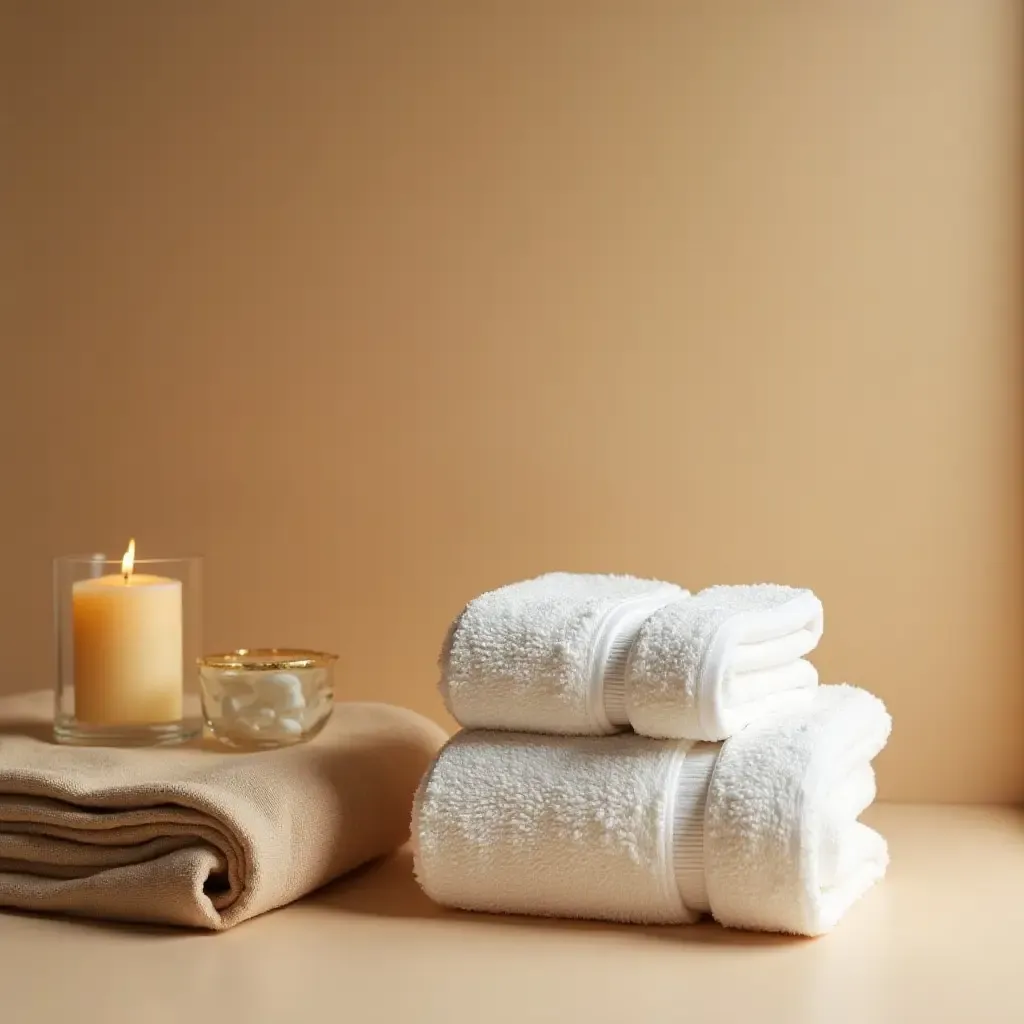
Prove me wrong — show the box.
[1,1,1021,802]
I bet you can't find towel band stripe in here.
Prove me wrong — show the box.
[672,743,720,916]
[601,632,633,727]
[596,589,683,731]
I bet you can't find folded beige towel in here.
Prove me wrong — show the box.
[0,691,447,929]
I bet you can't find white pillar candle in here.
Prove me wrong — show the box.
[72,540,183,725]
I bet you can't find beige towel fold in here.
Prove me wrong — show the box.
[0,691,447,929]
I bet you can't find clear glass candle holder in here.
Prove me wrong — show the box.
[53,553,203,746]
[198,648,337,749]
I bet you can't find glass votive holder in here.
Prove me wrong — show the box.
[198,648,337,749]
[53,551,204,746]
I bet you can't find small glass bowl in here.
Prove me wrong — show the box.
[198,648,337,749]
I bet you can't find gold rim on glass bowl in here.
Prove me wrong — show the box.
[198,648,338,672]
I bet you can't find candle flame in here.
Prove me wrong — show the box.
[121,538,136,580]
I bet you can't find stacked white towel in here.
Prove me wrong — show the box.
[440,573,823,740]
[416,573,891,936]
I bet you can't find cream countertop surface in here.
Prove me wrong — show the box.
[0,804,1020,1024]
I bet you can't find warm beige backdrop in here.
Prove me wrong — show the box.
[1,1,1021,802]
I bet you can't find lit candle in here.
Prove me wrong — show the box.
[72,539,184,724]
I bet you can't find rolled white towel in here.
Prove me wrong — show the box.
[626,583,824,741]
[439,572,685,735]
[413,685,890,936]
[440,575,822,740]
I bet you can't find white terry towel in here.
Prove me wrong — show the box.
[626,583,824,741]
[439,573,685,735]
[440,575,822,741]
[413,685,890,936]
